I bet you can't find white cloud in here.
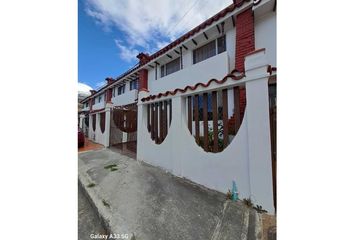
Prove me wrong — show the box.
[114,39,140,63]
[78,82,93,93]
[84,0,232,61]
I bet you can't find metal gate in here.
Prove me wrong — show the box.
[269,82,277,210]
[84,115,89,136]
[110,103,137,156]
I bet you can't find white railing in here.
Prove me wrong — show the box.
[148,51,230,96]
[112,89,138,107]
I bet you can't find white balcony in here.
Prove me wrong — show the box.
[112,89,138,106]
[92,100,105,110]
[149,51,229,96]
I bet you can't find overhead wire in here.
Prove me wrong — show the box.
[166,0,201,37]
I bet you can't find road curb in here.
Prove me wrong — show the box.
[78,168,114,238]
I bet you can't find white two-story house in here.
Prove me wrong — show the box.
[80,0,276,213]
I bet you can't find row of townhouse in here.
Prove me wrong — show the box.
[79,0,276,213]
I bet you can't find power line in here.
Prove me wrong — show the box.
[178,0,210,34]
[167,0,201,36]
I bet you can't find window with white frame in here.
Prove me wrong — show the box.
[160,65,165,78]
[112,87,115,97]
[217,35,226,54]
[118,84,125,95]
[193,36,226,64]
[130,79,138,90]
[98,95,102,103]
[160,57,180,78]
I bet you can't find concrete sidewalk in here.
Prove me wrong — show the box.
[78,148,268,240]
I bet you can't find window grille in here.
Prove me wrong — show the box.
[193,40,216,64]
[130,79,138,90]
[217,35,226,54]
[160,65,165,78]
[193,36,226,64]
[160,58,180,78]
[118,84,125,95]
[165,57,180,76]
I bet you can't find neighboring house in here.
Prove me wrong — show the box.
[80,0,276,213]
[78,83,92,135]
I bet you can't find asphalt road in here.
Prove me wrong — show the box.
[78,183,107,240]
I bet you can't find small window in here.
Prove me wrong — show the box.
[130,79,138,90]
[217,35,226,54]
[98,95,102,103]
[160,58,181,78]
[160,65,165,78]
[118,84,125,95]
[193,40,216,64]
[112,87,115,97]
[166,57,180,75]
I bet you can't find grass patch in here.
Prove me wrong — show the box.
[87,183,96,188]
[104,164,118,172]
[104,164,117,169]
[102,199,110,208]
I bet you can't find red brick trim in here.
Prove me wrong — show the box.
[141,68,245,102]
[235,8,255,72]
[244,48,265,57]
[139,88,150,92]
[90,108,105,114]
[267,65,277,75]
[138,69,148,91]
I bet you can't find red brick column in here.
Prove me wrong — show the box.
[89,90,96,111]
[89,98,93,111]
[136,53,150,92]
[138,69,148,91]
[106,89,112,103]
[105,77,114,103]
[235,8,255,71]
[235,8,255,118]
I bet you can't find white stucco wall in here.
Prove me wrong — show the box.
[112,89,137,107]
[137,50,274,213]
[88,114,95,141]
[255,11,276,67]
[92,97,105,110]
[138,96,251,197]
[94,113,105,145]
[226,27,236,70]
[148,51,229,96]
[88,108,111,147]
[146,25,238,96]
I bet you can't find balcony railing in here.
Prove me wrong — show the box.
[112,89,138,106]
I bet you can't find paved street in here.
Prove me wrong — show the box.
[78,148,266,240]
[78,182,107,240]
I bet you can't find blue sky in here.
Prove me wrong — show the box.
[78,0,232,90]
[78,0,134,89]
